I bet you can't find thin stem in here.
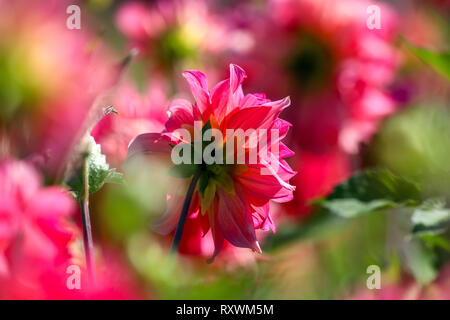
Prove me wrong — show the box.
[170,170,201,254]
[80,155,95,282]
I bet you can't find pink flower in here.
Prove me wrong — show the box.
[269,0,399,154]
[92,79,169,168]
[128,64,296,261]
[115,0,228,70]
[0,159,75,294]
[0,159,142,299]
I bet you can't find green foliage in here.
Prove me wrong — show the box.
[370,105,450,197]
[317,169,421,218]
[67,136,123,200]
[412,199,450,235]
[406,40,450,81]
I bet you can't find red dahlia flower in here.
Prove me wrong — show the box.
[128,64,296,261]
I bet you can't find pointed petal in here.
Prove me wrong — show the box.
[182,70,211,117]
[216,187,258,251]
[206,198,224,263]
[229,64,246,93]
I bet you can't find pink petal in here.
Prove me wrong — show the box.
[229,64,246,93]
[210,65,246,123]
[216,188,259,252]
[165,98,197,132]
[206,198,225,263]
[127,133,172,160]
[236,165,295,203]
[182,70,211,118]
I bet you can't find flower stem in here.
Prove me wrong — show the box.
[80,155,95,282]
[170,170,201,255]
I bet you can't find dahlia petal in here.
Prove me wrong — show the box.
[236,165,295,203]
[224,106,273,132]
[260,96,291,118]
[262,213,277,233]
[210,65,246,123]
[206,198,224,263]
[279,143,295,158]
[251,202,276,233]
[182,70,211,117]
[239,93,269,109]
[229,64,246,93]
[165,99,196,132]
[216,188,258,251]
[127,133,172,159]
[211,79,231,122]
[269,119,292,142]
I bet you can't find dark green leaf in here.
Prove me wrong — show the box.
[317,169,421,218]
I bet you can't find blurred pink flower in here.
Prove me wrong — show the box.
[0,159,142,299]
[271,0,399,153]
[92,79,169,168]
[115,0,228,70]
[0,159,75,296]
[128,64,296,261]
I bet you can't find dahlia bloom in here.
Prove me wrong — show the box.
[128,64,295,260]
[115,0,227,71]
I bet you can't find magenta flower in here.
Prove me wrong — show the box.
[128,64,295,261]
[0,159,75,281]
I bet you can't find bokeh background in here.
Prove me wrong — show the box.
[0,0,449,299]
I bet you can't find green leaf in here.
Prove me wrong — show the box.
[105,169,124,184]
[406,40,450,81]
[318,169,421,218]
[403,237,438,285]
[419,234,450,252]
[67,136,123,199]
[412,198,450,235]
